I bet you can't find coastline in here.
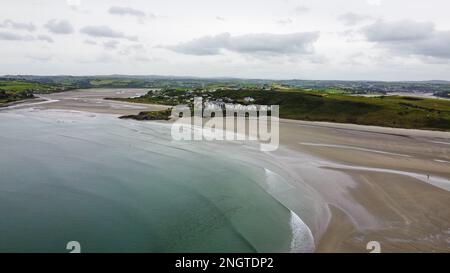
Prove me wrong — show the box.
[0,98,46,108]
[2,90,449,252]
[0,89,170,115]
[279,118,450,138]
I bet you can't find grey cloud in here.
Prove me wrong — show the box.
[95,54,118,63]
[165,33,229,55]
[45,19,74,34]
[133,55,152,62]
[103,40,120,50]
[338,13,373,26]
[84,39,97,45]
[0,19,36,32]
[293,5,309,14]
[388,31,450,59]
[0,31,51,42]
[419,32,450,59]
[129,44,146,51]
[81,26,122,37]
[108,6,147,18]
[363,20,434,42]
[37,35,54,43]
[164,32,320,56]
[80,25,138,41]
[119,44,147,56]
[362,20,450,59]
[230,33,319,54]
[132,55,164,63]
[0,31,33,41]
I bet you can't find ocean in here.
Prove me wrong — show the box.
[0,109,317,253]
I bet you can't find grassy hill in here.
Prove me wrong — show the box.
[114,88,450,131]
[0,80,72,105]
[215,89,450,130]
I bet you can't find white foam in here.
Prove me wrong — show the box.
[317,161,450,192]
[434,159,450,164]
[299,142,412,157]
[430,141,450,146]
[289,211,315,253]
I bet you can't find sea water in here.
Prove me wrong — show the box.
[0,109,316,253]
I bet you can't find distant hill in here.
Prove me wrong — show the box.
[1,75,450,93]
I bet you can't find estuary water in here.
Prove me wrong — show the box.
[0,109,318,253]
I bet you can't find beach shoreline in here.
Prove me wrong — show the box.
[2,89,449,252]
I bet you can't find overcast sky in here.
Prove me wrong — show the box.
[1,0,450,80]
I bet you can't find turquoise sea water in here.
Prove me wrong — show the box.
[0,109,315,253]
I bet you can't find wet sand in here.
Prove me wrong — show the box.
[278,119,450,252]
[0,89,170,115]
[170,116,450,252]
[3,89,450,252]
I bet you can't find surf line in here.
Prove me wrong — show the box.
[299,142,412,157]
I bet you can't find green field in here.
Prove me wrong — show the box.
[2,77,450,131]
[89,79,134,87]
[113,88,450,131]
[0,80,72,105]
[216,89,450,130]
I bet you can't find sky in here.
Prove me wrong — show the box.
[0,0,450,80]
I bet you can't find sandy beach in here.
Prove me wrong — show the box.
[3,89,450,253]
[276,119,450,252]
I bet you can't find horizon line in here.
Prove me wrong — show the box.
[1,74,449,83]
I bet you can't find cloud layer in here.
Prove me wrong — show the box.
[338,13,373,26]
[0,31,53,43]
[364,20,434,42]
[45,19,74,34]
[108,6,147,18]
[0,31,33,41]
[0,19,36,32]
[165,32,320,56]
[363,20,450,59]
[0,0,449,80]
[80,25,137,41]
